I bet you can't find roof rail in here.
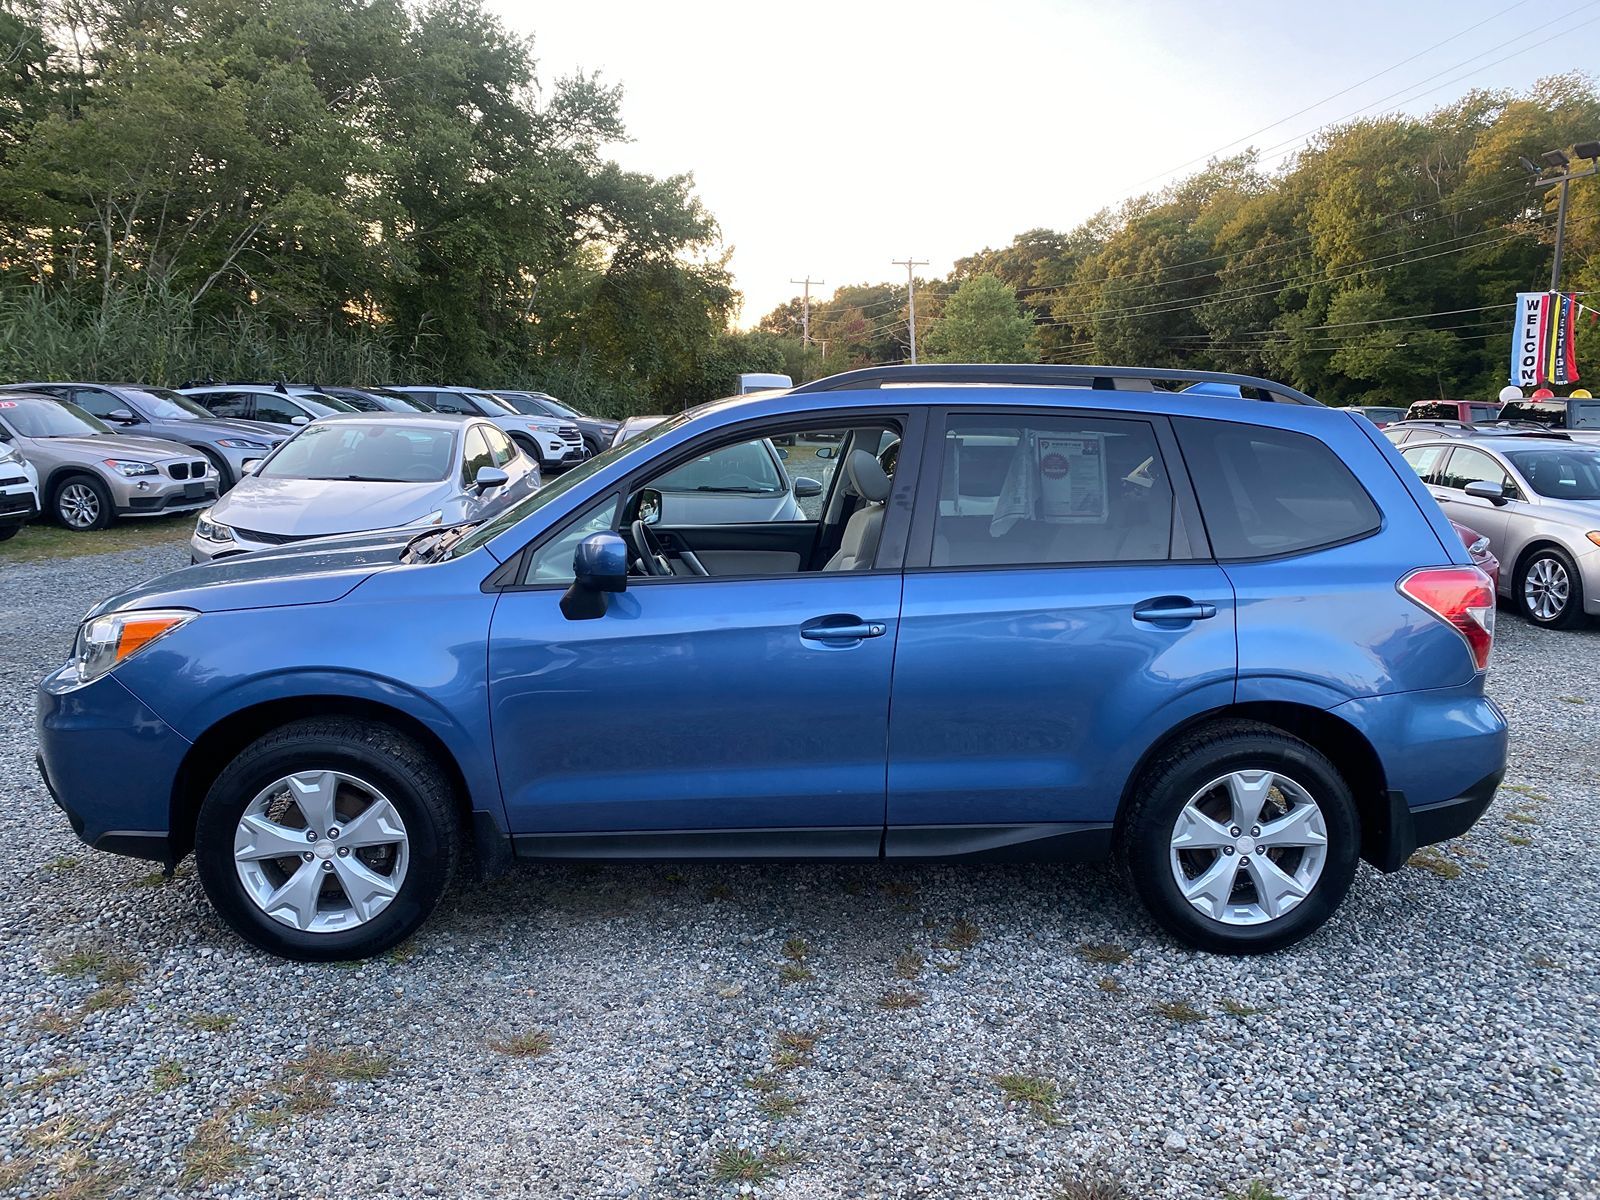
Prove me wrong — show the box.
[1392,418,1476,429]
[787,364,1322,406]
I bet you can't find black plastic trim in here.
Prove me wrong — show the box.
[886,822,1114,861]
[789,364,1322,405]
[512,827,881,861]
[1365,769,1504,873]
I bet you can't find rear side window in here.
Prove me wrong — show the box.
[199,391,253,420]
[931,412,1174,567]
[1175,418,1382,560]
[1400,444,1450,483]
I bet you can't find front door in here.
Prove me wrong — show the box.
[885,407,1237,854]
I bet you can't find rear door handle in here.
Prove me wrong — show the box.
[800,618,887,642]
[1132,599,1217,623]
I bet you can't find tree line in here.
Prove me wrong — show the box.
[760,73,1600,406]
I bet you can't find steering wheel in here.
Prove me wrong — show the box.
[631,519,670,576]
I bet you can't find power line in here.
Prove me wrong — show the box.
[788,275,824,347]
[891,257,928,362]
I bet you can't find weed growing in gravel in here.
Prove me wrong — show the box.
[1219,998,1269,1018]
[23,1115,79,1149]
[386,940,418,964]
[492,1031,553,1058]
[994,1073,1059,1121]
[189,1012,236,1033]
[1530,953,1560,970]
[79,985,132,1014]
[1224,1183,1287,1200]
[781,936,810,962]
[878,988,924,1010]
[1076,941,1130,965]
[47,947,108,977]
[1097,976,1122,994]
[710,1144,803,1183]
[895,948,925,979]
[32,1008,78,1035]
[1408,848,1462,879]
[151,1060,187,1092]
[132,868,177,887]
[743,1074,782,1093]
[292,1047,393,1082]
[1055,1171,1135,1200]
[19,1064,84,1092]
[1505,810,1540,825]
[1557,695,1587,704]
[881,880,917,899]
[1505,833,1533,846]
[44,856,81,872]
[1502,783,1546,800]
[42,1158,124,1200]
[941,918,980,951]
[1154,1000,1207,1024]
[181,1113,251,1185]
[776,1030,816,1054]
[778,962,814,984]
[96,954,143,985]
[757,1092,804,1119]
[0,1160,28,1189]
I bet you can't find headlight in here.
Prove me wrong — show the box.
[405,509,444,528]
[195,509,235,543]
[103,459,158,478]
[0,444,20,466]
[72,609,194,684]
[214,438,268,450]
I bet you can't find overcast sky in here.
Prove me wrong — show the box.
[492,0,1600,325]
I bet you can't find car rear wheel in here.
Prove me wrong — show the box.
[1119,721,1359,954]
[1517,547,1585,629]
[52,474,112,530]
[193,718,460,961]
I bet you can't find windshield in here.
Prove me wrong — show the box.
[1505,448,1600,500]
[129,388,214,421]
[303,393,359,413]
[0,398,110,437]
[1467,404,1500,421]
[447,410,692,559]
[468,391,517,416]
[261,423,456,483]
[1569,401,1600,430]
[383,392,433,412]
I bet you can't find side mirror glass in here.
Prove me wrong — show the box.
[636,487,663,526]
[793,476,823,498]
[290,415,310,426]
[561,532,628,620]
[814,445,837,460]
[1463,479,1507,505]
[107,408,137,423]
[777,447,789,460]
[241,458,264,476]
[473,465,509,493]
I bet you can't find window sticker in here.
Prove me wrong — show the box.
[1037,433,1107,522]
[0,401,15,409]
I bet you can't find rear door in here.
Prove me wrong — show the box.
[885,406,1236,853]
[1431,444,1515,548]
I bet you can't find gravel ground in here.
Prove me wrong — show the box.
[1,544,1596,1200]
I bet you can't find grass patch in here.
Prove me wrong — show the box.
[894,948,925,980]
[44,856,81,872]
[1076,941,1130,965]
[1224,1184,1287,1200]
[743,1074,782,1093]
[40,1161,124,1200]
[757,1092,804,1119]
[289,1047,393,1082]
[994,1072,1058,1121]
[386,940,418,964]
[1097,975,1122,994]
[0,1161,30,1189]
[1408,848,1462,879]
[19,1064,85,1092]
[79,985,132,1014]
[1219,998,1268,1018]
[32,1008,78,1035]
[1056,1172,1136,1200]
[180,1113,251,1186]
[0,514,192,564]
[1154,999,1207,1024]
[775,1030,816,1054]
[1505,810,1540,825]
[24,1115,79,1149]
[132,869,174,888]
[1502,783,1546,799]
[940,918,980,951]
[877,988,923,1010]
[781,936,810,962]
[47,948,108,978]
[710,1145,802,1183]
[778,962,813,984]
[152,1060,187,1092]
[1505,833,1533,846]
[189,1012,236,1033]
[1557,695,1587,704]
[491,1031,552,1058]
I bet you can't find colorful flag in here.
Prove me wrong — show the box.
[1511,292,1581,387]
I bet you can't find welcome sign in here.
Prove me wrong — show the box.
[1511,291,1580,388]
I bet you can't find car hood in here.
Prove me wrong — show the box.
[212,476,451,536]
[157,417,284,443]
[89,530,415,617]
[34,433,197,461]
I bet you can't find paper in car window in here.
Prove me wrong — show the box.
[1037,434,1107,522]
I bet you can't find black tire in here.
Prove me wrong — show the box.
[197,447,235,491]
[510,433,548,469]
[0,523,17,542]
[1516,546,1585,629]
[193,718,461,961]
[1118,720,1359,955]
[51,473,113,530]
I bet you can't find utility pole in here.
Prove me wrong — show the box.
[892,257,928,363]
[789,276,824,347]
[1522,142,1600,290]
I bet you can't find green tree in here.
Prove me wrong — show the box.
[922,274,1037,363]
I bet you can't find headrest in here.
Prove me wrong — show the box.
[845,448,891,502]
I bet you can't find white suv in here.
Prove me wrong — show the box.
[0,440,39,541]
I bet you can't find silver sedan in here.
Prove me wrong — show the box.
[1398,435,1600,629]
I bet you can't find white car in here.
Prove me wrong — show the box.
[0,441,39,541]
[190,414,538,562]
[611,416,824,523]
[383,386,585,469]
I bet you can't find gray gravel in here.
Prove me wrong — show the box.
[0,543,1596,1200]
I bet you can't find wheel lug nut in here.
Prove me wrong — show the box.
[321,860,334,872]
[306,830,317,842]
[327,827,339,840]
[1230,827,1241,837]
[1223,847,1235,856]
[302,851,314,862]
[1251,826,1260,837]
[337,847,349,857]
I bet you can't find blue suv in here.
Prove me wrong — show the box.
[37,366,1509,960]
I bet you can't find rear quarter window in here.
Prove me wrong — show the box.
[1174,418,1382,560]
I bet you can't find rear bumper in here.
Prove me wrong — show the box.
[1366,769,1504,872]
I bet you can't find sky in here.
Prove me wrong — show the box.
[491,0,1600,326]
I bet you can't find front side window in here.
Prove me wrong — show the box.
[1438,447,1510,493]
[655,440,784,495]
[253,395,310,425]
[522,496,620,584]
[67,388,129,419]
[1568,401,1600,430]
[483,426,516,468]
[431,392,473,414]
[932,413,1174,567]
[1176,418,1381,560]
[1400,444,1450,483]
[461,427,494,485]
[261,424,455,482]
[197,391,254,420]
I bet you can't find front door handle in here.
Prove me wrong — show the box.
[800,618,887,642]
[1132,598,1217,623]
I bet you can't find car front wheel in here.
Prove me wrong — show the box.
[52,474,113,530]
[193,718,461,961]
[1518,547,1585,629]
[1119,721,1358,954]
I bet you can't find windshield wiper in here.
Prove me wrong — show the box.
[692,485,770,494]
[401,520,480,564]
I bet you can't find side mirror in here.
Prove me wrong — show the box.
[814,445,837,460]
[290,415,310,426]
[241,458,264,476]
[1463,479,1508,506]
[636,487,663,526]
[793,476,823,498]
[107,408,138,424]
[777,447,789,460]
[473,465,509,493]
[560,532,628,620]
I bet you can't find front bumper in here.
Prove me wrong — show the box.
[112,473,218,518]
[36,665,191,862]
[0,483,37,528]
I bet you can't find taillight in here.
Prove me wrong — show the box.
[1398,565,1496,672]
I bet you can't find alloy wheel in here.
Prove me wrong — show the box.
[233,769,410,933]
[1168,769,1329,926]
[59,483,100,529]
[1524,557,1570,622]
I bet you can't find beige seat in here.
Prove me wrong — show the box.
[823,450,891,570]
